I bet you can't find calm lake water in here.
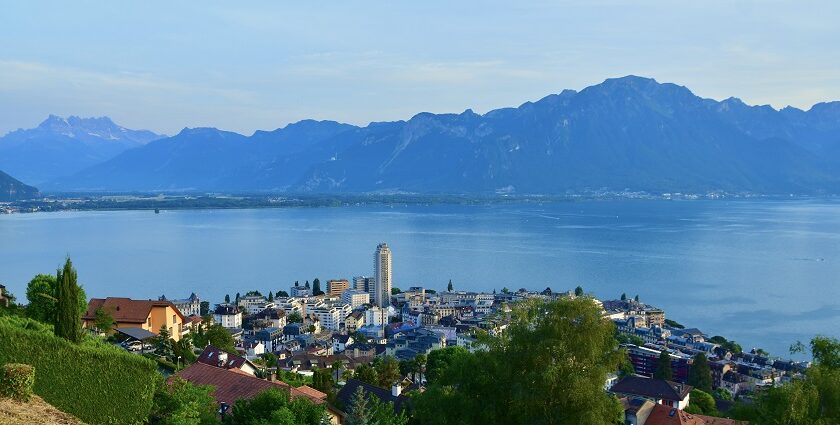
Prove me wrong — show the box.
[2,199,839,357]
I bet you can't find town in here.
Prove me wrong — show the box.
[0,242,815,424]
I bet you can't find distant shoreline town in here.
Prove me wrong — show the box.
[2,191,829,214]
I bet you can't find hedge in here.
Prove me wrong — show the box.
[0,318,160,424]
[0,363,35,401]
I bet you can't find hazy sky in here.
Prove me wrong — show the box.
[1,1,838,135]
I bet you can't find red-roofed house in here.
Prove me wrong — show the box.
[83,297,186,341]
[175,362,343,423]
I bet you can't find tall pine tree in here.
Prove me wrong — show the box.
[654,349,673,380]
[687,353,713,392]
[54,257,82,343]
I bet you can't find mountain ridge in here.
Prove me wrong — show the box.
[29,76,840,194]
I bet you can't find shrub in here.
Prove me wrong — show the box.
[0,316,159,424]
[0,363,35,401]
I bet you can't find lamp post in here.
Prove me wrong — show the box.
[177,356,182,370]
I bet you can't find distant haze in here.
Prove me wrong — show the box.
[1,1,839,135]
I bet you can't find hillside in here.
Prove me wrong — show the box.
[0,395,86,425]
[44,76,840,194]
[0,170,39,201]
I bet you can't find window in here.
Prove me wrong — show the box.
[147,317,151,326]
[172,314,176,323]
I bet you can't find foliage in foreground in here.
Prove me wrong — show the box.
[0,363,35,401]
[150,377,217,425]
[221,388,325,425]
[732,336,840,424]
[0,316,159,425]
[412,297,624,425]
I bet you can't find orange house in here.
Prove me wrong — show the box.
[83,297,186,341]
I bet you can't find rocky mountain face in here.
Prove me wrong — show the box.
[0,115,163,185]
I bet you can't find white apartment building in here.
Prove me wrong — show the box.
[365,306,388,327]
[341,289,370,309]
[290,286,311,297]
[238,295,268,314]
[213,304,242,328]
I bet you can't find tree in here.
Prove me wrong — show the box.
[346,385,409,425]
[620,293,627,301]
[151,377,217,425]
[501,287,510,294]
[654,350,673,381]
[376,356,401,388]
[412,298,624,425]
[224,294,230,304]
[304,281,310,289]
[193,323,236,353]
[634,294,640,302]
[277,290,289,298]
[288,311,303,323]
[575,286,584,297]
[199,301,210,316]
[447,280,453,292]
[414,353,427,383]
[54,258,82,343]
[345,386,372,425]
[687,353,713,393]
[222,388,325,425]
[685,389,718,416]
[156,324,174,357]
[93,306,114,333]
[26,273,87,324]
[312,278,324,296]
[354,364,378,386]
[312,367,335,394]
[235,292,241,304]
[391,287,401,295]
[245,290,262,297]
[425,346,469,384]
[268,291,274,302]
[26,274,57,323]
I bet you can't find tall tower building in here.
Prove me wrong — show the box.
[373,243,392,307]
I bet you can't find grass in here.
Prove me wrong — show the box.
[0,394,87,425]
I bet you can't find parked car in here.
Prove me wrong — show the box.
[123,341,143,351]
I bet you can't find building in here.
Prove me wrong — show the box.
[291,285,311,297]
[238,295,271,315]
[626,345,691,383]
[345,310,365,331]
[610,376,692,410]
[196,345,259,376]
[353,275,375,298]
[341,289,370,309]
[311,305,342,331]
[254,327,283,352]
[175,362,343,423]
[213,303,242,328]
[252,307,287,329]
[83,297,186,341]
[625,401,748,425]
[365,306,389,327]
[374,243,392,307]
[337,379,410,416]
[327,279,350,296]
[165,293,201,317]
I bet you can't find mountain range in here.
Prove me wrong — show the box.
[6,76,840,195]
[0,115,163,185]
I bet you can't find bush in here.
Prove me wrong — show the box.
[0,363,35,401]
[0,316,159,424]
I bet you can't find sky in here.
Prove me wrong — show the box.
[1,0,839,136]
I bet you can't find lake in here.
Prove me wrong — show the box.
[2,199,839,357]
